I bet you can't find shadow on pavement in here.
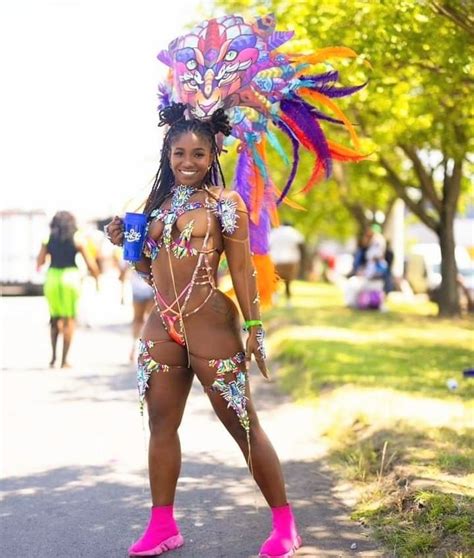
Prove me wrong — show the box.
[1,457,379,557]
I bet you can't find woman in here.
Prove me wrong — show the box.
[37,211,99,368]
[105,104,301,558]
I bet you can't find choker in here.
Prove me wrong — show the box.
[172,183,207,191]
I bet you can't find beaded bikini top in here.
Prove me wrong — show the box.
[143,185,238,261]
[142,184,239,347]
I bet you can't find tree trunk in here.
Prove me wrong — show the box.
[437,207,460,316]
[345,203,369,244]
[436,156,464,317]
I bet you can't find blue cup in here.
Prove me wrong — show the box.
[123,212,147,262]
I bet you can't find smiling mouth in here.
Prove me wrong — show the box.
[180,170,198,176]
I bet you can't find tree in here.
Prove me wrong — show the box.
[428,0,474,36]
[211,0,473,315]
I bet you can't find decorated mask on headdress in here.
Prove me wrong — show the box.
[157,14,366,304]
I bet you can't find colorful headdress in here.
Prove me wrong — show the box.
[157,14,366,303]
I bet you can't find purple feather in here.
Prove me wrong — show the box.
[233,149,252,209]
[250,211,270,254]
[157,83,171,109]
[233,148,270,254]
[309,109,343,124]
[280,99,332,178]
[275,119,300,204]
[301,70,339,85]
[315,82,367,98]
[291,96,343,125]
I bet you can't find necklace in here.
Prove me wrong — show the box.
[172,183,205,192]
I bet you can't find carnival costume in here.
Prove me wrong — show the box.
[127,13,364,558]
[137,184,252,440]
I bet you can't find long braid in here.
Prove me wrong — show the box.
[144,104,232,215]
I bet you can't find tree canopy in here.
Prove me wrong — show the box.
[211,0,473,243]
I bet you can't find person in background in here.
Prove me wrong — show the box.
[348,233,369,277]
[37,211,99,368]
[129,269,155,361]
[383,241,394,294]
[269,221,305,304]
[83,226,104,288]
[364,224,386,279]
[344,224,388,309]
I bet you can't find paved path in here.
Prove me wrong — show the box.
[1,290,382,557]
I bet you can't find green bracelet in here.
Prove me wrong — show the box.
[243,319,263,332]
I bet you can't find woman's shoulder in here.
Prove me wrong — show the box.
[207,186,246,211]
[206,187,247,235]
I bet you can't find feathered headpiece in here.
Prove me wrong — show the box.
[157,13,366,303]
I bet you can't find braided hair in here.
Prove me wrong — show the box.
[143,103,232,214]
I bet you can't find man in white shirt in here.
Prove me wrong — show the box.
[269,222,305,303]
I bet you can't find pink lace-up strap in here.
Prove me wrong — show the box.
[153,281,192,315]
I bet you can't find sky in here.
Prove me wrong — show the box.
[1,0,212,220]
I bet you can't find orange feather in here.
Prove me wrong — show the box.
[328,140,366,161]
[299,159,325,193]
[290,47,358,65]
[272,182,306,211]
[252,254,278,308]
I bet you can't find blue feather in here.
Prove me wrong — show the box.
[266,128,290,166]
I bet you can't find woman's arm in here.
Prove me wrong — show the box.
[76,243,100,279]
[223,191,269,378]
[131,256,153,285]
[36,244,48,271]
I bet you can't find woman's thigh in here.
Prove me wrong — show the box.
[188,348,260,444]
[140,312,193,430]
[145,359,194,434]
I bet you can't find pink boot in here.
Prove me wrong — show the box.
[259,504,302,558]
[128,505,184,556]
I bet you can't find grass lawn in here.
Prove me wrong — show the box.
[264,281,473,557]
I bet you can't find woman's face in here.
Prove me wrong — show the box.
[169,131,213,187]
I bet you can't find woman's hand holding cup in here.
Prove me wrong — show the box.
[104,216,124,246]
